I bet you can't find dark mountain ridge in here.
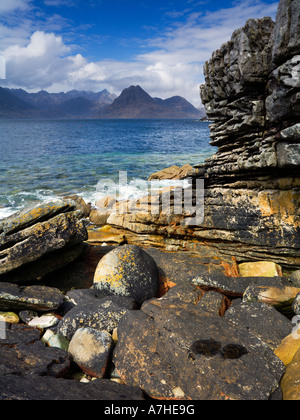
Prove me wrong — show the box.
[99,85,204,119]
[0,85,205,119]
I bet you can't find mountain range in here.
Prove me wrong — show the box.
[0,85,205,119]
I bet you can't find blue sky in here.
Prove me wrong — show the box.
[0,0,279,105]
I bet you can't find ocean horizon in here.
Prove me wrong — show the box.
[0,118,215,220]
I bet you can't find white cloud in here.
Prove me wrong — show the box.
[0,55,6,79]
[0,0,31,13]
[0,1,279,105]
[3,31,73,89]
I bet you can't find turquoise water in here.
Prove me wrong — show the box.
[0,119,214,218]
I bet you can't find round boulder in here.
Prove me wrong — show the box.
[93,245,159,304]
[68,328,113,378]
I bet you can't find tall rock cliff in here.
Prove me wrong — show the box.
[93,0,300,273]
[198,0,300,270]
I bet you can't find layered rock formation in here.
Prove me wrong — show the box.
[93,0,300,273]
[0,200,88,284]
[199,0,300,270]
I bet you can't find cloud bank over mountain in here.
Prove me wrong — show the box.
[0,1,279,105]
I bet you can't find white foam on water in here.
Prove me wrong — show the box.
[0,207,19,220]
[0,179,192,221]
[79,177,191,206]
[0,189,64,221]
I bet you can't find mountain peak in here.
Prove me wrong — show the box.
[100,85,203,119]
[117,85,155,104]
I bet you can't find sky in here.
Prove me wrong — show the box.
[0,0,279,106]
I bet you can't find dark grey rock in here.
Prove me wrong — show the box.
[114,291,285,400]
[0,282,64,312]
[290,270,300,287]
[66,287,109,306]
[0,323,41,346]
[191,275,290,297]
[18,310,38,324]
[0,375,145,400]
[223,301,292,350]
[280,123,300,141]
[0,340,70,377]
[276,143,300,168]
[58,295,135,340]
[271,0,300,65]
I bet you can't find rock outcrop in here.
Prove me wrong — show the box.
[92,0,300,273]
[198,0,300,270]
[0,200,88,284]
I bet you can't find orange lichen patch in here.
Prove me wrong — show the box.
[220,257,239,277]
[158,276,177,297]
[258,191,276,217]
[219,391,235,400]
[258,190,299,226]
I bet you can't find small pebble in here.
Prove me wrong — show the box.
[28,314,59,329]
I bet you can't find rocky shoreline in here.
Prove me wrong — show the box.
[0,0,299,401]
[0,198,299,399]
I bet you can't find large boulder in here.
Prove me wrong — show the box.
[93,245,159,304]
[114,286,285,400]
[0,200,88,284]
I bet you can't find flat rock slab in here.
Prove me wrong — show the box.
[0,282,65,312]
[146,247,231,280]
[0,323,41,346]
[192,274,290,297]
[0,375,145,400]
[114,286,285,400]
[0,341,70,378]
[224,301,292,350]
[0,200,88,282]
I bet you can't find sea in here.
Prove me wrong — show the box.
[0,119,215,220]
